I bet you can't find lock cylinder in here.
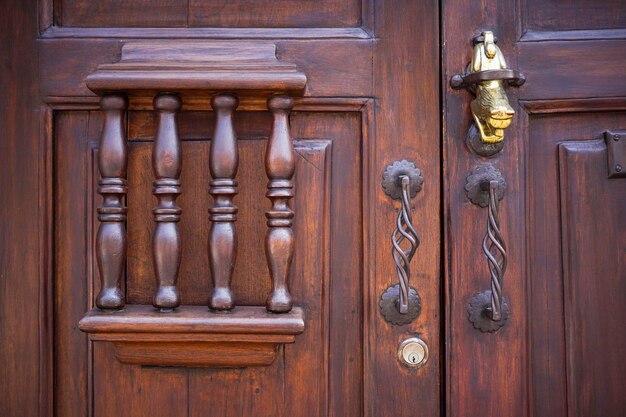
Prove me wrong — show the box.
[398,337,429,368]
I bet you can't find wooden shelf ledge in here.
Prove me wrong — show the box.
[79,305,305,367]
[85,41,307,96]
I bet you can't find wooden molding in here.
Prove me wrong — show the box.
[519,97,626,114]
[520,29,626,42]
[79,305,305,367]
[85,41,307,96]
[41,95,370,111]
[41,26,372,40]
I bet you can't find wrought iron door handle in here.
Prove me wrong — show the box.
[393,175,419,314]
[379,160,423,326]
[450,31,525,157]
[465,166,509,332]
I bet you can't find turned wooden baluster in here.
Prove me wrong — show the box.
[208,94,240,310]
[152,93,183,311]
[96,95,128,310]
[265,95,295,313]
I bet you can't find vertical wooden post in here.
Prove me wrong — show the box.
[208,94,240,310]
[265,95,295,313]
[152,93,182,311]
[96,94,128,310]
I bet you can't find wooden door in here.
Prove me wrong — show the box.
[2,1,625,417]
[0,1,442,416]
[443,1,626,416]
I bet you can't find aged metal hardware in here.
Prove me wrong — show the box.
[451,31,525,157]
[465,165,509,332]
[379,160,423,325]
[605,130,626,178]
[398,337,429,368]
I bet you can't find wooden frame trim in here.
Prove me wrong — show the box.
[41,26,374,40]
[519,97,626,114]
[42,96,371,111]
[520,29,626,42]
[38,104,54,417]
[83,41,307,95]
[78,305,304,367]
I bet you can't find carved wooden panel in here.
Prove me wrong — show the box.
[526,111,626,417]
[558,140,626,417]
[55,0,361,28]
[56,0,187,27]
[523,0,626,32]
[518,41,626,100]
[187,0,361,28]
[55,109,361,416]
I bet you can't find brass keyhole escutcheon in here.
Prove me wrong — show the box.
[398,337,429,368]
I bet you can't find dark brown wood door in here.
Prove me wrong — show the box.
[1,1,442,416]
[443,0,626,416]
[2,1,625,417]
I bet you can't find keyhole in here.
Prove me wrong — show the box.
[398,338,428,368]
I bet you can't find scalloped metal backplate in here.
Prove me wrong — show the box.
[379,284,422,326]
[468,290,509,333]
[381,160,423,201]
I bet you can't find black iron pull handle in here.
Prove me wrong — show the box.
[465,165,509,332]
[379,160,423,326]
[393,175,419,313]
[483,179,507,320]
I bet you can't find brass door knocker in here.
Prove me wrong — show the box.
[451,31,525,156]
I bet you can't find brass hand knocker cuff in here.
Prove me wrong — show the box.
[451,31,525,156]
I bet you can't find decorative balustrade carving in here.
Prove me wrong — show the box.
[79,41,307,368]
[265,95,296,313]
[95,94,128,310]
[152,93,183,310]
[208,93,240,311]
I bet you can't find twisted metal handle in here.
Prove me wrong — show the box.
[466,165,509,332]
[483,180,507,320]
[379,160,423,326]
[392,175,420,314]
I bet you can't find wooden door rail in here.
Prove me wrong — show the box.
[80,41,307,367]
[79,305,304,367]
[85,41,306,95]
